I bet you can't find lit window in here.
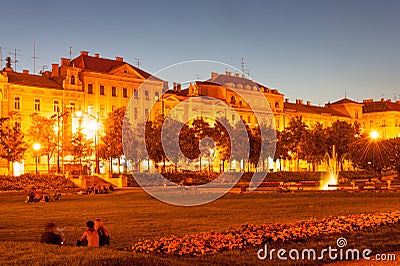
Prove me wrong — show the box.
[134,108,138,119]
[134,90,139,99]
[14,97,20,110]
[88,84,93,94]
[123,88,128,98]
[34,99,41,111]
[112,87,117,97]
[54,100,59,112]
[100,85,105,95]
[155,91,159,101]
[145,91,149,100]
[71,75,75,85]
[70,102,76,112]
[145,108,149,118]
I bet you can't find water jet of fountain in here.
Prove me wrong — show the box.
[320,145,338,190]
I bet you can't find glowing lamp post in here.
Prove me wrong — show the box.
[369,130,379,174]
[75,111,100,174]
[33,143,41,174]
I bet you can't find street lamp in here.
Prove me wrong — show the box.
[369,130,379,176]
[33,143,41,174]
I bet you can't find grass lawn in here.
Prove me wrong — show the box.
[1,189,400,265]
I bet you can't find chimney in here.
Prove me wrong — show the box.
[80,51,89,56]
[235,73,240,77]
[381,98,384,102]
[61,58,70,66]
[387,99,391,103]
[115,56,123,62]
[94,53,99,58]
[211,72,218,80]
[307,101,311,106]
[299,99,303,105]
[285,98,289,103]
[22,69,29,74]
[52,64,59,76]
[173,82,177,91]
[177,83,181,92]
[225,71,231,76]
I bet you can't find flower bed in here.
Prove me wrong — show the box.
[128,211,400,257]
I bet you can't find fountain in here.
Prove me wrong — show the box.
[320,145,338,190]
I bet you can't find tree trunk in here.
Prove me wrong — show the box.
[8,161,13,176]
[47,155,51,173]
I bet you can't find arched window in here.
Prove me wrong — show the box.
[275,102,280,108]
[230,96,236,104]
[71,75,75,85]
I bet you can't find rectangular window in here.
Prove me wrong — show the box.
[231,114,235,123]
[70,102,76,112]
[88,84,93,94]
[134,90,139,99]
[112,105,116,111]
[155,91,160,101]
[145,90,149,100]
[112,87,117,97]
[123,88,128,98]
[88,105,94,115]
[134,108,138,119]
[34,99,41,111]
[100,85,105,95]
[53,100,59,112]
[100,105,105,117]
[247,116,251,124]
[145,108,149,118]
[14,97,20,110]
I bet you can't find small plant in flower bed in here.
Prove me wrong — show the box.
[128,211,400,257]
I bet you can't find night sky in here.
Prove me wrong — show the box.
[1,0,399,104]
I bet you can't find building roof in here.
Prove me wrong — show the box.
[3,71,62,89]
[70,54,162,81]
[284,102,350,117]
[363,101,400,113]
[205,73,281,94]
[329,98,360,105]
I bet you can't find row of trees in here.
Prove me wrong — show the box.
[1,106,399,175]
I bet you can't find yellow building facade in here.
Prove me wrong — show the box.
[0,56,399,175]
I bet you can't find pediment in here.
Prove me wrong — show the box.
[108,64,145,80]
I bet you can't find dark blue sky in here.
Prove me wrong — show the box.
[1,0,399,104]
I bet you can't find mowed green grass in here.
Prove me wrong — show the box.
[1,189,400,265]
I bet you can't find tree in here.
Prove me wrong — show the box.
[350,136,395,176]
[28,113,57,172]
[0,118,27,175]
[65,127,93,170]
[303,122,329,171]
[327,120,359,170]
[282,117,308,171]
[99,106,129,173]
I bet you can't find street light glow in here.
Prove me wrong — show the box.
[33,143,41,151]
[370,130,379,140]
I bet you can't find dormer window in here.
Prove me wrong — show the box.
[275,102,280,109]
[230,96,236,104]
[71,75,75,85]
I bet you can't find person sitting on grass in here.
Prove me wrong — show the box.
[40,222,64,245]
[94,218,110,246]
[77,221,99,247]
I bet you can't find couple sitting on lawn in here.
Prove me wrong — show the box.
[76,218,110,247]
